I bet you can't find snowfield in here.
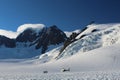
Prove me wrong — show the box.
[0,71,120,80]
[0,44,119,80]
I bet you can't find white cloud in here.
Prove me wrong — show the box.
[17,24,45,33]
[0,29,18,39]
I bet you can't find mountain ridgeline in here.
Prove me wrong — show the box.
[16,25,67,54]
[0,25,67,58]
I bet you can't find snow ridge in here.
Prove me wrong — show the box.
[58,24,120,58]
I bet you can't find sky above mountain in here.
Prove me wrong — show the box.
[0,0,120,31]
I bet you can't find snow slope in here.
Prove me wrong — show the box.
[58,23,120,58]
[0,43,120,79]
[0,41,120,73]
[76,23,117,39]
[34,44,120,72]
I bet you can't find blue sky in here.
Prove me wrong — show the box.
[0,0,120,31]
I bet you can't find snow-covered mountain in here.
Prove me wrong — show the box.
[57,23,120,59]
[38,23,120,63]
[0,24,67,59]
[0,23,120,60]
[0,23,120,79]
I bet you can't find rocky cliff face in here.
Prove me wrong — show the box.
[34,25,67,53]
[16,28,39,42]
[0,35,16,48]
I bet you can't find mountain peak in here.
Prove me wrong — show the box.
[0,24,67,58]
